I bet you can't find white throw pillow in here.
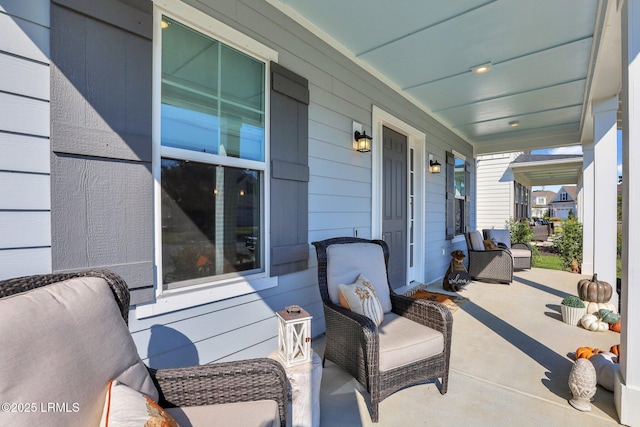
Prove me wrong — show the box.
[99,380,179,427]
[338,274,384,326]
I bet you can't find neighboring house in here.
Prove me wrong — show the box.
[549,185,579,219]
[0,1,473,367]
[531,190,556,219]
[476,152,530,230]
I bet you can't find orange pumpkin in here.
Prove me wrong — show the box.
[610,344,620,357]
[609,319,621,333]
[576,346,601,359]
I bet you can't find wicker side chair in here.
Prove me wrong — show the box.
[0,270,290,427]
[465,231,514,283]
[483,228,533,270]
[312,237,452,423]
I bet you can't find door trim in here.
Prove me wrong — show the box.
[372,106,425,284]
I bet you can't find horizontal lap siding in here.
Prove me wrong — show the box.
[128,0,473,366]
[0,2,52,280]
[476,154,518,230]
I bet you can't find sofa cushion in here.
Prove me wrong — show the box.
[484,229,511,249]
[100,380,177,427]
[166,401,279,427]
[468,231,485,251]
[326,243,392,313]
[0,276,158,426]
[483,239,499,250]
[339,274,384,326]
[378,312,444,372]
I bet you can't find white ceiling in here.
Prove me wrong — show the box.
[268,0,621,156]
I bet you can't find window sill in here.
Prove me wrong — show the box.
[135,274,278,319]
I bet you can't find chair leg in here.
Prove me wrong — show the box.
[371,402,379,423]
[440,373,449,395]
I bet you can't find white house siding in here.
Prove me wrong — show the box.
[0,1,51,280]
[0,0,472,367]
[476,153,520,230]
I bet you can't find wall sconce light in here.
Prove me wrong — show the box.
[354,130,372,153]
[429,154,441,174]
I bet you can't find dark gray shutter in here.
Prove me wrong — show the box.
[50,0,154,305]
[465,160,472,233]
[270,62,309,276]
[445,151,455,240]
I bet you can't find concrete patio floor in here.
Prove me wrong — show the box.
[312,268,622,426]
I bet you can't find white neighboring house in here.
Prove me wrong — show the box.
[549,185,579,219]
[531,190,556,219]
[476,152,530,230]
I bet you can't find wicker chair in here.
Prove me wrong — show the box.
[0,270,290,427]
[312,237,452,423]
[465,231,514,283]
[483,229,533,270]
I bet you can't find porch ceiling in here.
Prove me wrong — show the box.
[268,0,621,155]
[510,155,584,187]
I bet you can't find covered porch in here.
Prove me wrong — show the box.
[315,268,621,426]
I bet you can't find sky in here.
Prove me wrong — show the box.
[531,130,623,193]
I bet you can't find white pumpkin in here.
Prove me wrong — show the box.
[581,313,609,332]
[585,301,617,315]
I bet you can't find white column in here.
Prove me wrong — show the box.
[591,97,618,310]
[581,142,595,275]
[616,0,640,424]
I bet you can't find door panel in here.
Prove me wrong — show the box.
[382,126,407,289]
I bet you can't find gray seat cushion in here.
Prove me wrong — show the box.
[0,276,158,426]
[378,313,444,372]
[510,248,531,259]
[468,231,485,251]
[166,400,279,427]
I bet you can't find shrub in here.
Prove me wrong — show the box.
[505,217,539,266]
[553,218,583,271]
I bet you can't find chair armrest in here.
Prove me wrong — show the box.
[512,242,531,251]
[149,358,290,427]
[323,301,378,348]
[390,293,453,337]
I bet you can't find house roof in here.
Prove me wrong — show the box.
[268,0,621,155]
[509,154,583,187]
[551,185,578,203]
[531,190,557,207]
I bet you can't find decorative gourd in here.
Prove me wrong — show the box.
[585,300,617,315]
[610,344,620,357]
[577,274,612,303]
[609,320,621,333]
[576,346,601,359]
[598,309,620,324]
[580,313,609,332]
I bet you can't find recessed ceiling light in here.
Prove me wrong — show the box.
[471,62,492,74]
[509,120,520,127]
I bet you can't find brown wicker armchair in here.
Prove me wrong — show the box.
[465,231,514,283]
[312,237,452,423]
[0,270,290,427]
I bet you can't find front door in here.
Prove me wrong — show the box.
[382,126,407,289]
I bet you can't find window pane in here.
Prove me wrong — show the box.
[161,16,265,161]
[455,199,464,235]
[161,158,261,287]
[454,157,465,197]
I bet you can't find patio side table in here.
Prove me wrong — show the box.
[269,350,322,427]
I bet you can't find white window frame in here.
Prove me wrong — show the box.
[451,149,466,243]
[138,0,278,319]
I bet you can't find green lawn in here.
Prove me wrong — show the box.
[534,254,623,279]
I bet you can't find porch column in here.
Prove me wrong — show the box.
[591,96,618,309]
[581,142,595,275]
[616,0,640,424]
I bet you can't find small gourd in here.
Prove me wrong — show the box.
[577,274,613,303]
[580,313,609,332]
[576,346,601,359]
[610,344,620,357]
[609,320,621,333]
[598,309,620,324]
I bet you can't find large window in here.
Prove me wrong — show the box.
[446,151,470,240]
[454,157,466,235]
[158,14,268,289]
